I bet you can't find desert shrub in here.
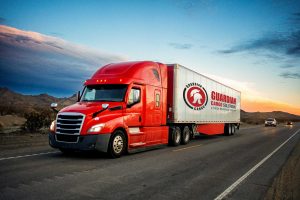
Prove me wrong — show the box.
[0,121,3,131]
[23,110,52,132]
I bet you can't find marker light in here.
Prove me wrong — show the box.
[87,123,105,133]
[50,120,56,133]
[120,79,122,82]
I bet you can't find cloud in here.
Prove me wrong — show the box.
[204,73,300,115]
[279,72,300,79]
[280,64,296,68]
[169,42,193,50]
[242,98,300,115]
[290,12,300,23]
[49,32,64,37]
[174,0,212,16]
[218,31,300,58]
[0,17,5,23]
[0,25,126,96]
[219,12,300,63]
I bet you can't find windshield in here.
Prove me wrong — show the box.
[266,118,274,121]
[81,84,127,102]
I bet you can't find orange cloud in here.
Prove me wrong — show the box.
[204,73,300,116]
[242,98,300,115]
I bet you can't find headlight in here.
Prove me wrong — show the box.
[88,123,105,133]
[50,120,56,132]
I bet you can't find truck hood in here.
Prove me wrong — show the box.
[59,102,123,117]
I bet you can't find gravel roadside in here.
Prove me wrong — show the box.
[264,136,300,200]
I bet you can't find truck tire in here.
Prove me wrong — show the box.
[108,130,126,158]
[231,124,235,135]
[229,124,234,135]
[181,126,190,145]
[169,127,181,146]
[224,124,229,136]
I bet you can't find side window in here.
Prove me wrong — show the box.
[152,69,160,82]
[155,93,160,107]
[128,88,141,106]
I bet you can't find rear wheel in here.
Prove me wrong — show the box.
[231,124,236,135]
[169,127,181,146]
[108,130,126,158]
[224,124,230,136]
[181,126,191,145]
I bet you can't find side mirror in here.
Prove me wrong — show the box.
[102,104,109,109]
[51,103,58,109]
[76,91,81,102]
[50,103,58,113]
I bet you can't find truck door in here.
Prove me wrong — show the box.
[144,89,162,145]
[124,85,145,147]
[154,89,162,125]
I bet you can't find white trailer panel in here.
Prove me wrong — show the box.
[169,64,241,123]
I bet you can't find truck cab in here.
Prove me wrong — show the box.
[49,61,169,158]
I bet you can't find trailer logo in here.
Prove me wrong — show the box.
[183,83,208,110]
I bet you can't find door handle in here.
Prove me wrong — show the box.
[139,116,142,122]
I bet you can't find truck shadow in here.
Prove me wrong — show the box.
[50,150,109,160]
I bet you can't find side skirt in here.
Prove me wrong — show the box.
[128,144,167,154]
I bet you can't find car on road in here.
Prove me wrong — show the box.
[286,121,293,125]
[265,118,277,127]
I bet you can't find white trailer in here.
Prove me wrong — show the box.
[167,64,240,136]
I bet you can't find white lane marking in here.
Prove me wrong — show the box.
[214,128,300,200]
[173,144,202,152]
[0,151,59,161]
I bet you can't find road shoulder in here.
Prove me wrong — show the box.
[264,135,300,200]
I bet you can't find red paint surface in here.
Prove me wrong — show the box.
[166,65,174,121]
[59,61,169,149]
[196,123,225,135]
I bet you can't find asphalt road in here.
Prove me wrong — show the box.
[0,123,299,200]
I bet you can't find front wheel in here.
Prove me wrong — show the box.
[108,130,126,158]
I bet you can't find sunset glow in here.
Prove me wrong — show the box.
[0,0,299,115]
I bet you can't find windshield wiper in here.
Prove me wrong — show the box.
[92,106,109,118]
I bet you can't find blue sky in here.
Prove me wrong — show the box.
[0,0,300,113]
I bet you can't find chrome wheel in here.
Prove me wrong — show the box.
[113,135,124,154]
[108,130,126,158]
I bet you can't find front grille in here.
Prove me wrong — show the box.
[56,112,85,135]
[56,134,79,143]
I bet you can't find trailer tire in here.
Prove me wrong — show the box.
[169,127,181,146]
[224,124,230,136]
[181,126,190,145]
[108,130,126,158]
[231,124,236,135]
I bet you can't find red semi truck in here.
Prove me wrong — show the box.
[49,61,241,158]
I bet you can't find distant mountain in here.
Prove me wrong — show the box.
[241,110,300,124]
[0,87,76,115]
[0,88,300,123]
